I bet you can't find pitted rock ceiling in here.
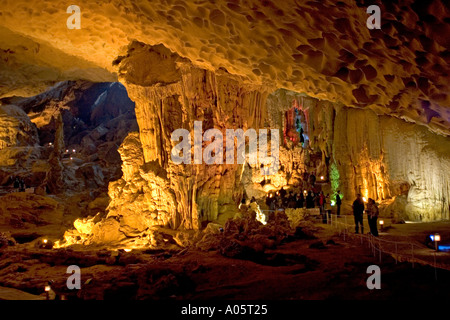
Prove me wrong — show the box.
[0,0,449,135]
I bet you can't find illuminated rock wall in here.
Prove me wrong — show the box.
[269,89,449,222]
[380,116,450,221]
[331,106,449,221]
[112,41,270,230]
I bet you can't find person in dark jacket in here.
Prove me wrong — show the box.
[287,191,297,208]
[295,192,304,209]
[13,177,20,192]
[279,187,287,199]
[336,190,342,216]
[352,194,365,234]
[306,191,315,208]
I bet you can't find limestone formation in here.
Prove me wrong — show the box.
[0,1,449,250]
[115,41,271,230]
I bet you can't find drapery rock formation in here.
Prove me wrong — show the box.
[115,41,270,230]
[269,90,450,222]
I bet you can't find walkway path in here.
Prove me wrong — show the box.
[323,214,450,273]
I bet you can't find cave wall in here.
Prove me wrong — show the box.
[110,41,270,230]
[303,99,450,222]
[380,116,450,221]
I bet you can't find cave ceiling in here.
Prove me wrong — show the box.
[0,0,449,135]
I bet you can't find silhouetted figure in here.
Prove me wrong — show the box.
[352,194,365,234]
[279,187,287,199]
[19,179,26,192]
[287,191,297,208]
[295,193,304,208]
[366,198,379,236]
[13,177,20,192]
[265,193,274,208]
[306,191,315,208]
[336,191,342,216]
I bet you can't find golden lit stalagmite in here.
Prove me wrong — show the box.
[56,42,272,248]
[116,41,270,229]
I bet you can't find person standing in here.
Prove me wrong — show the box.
[319,191,326,215]
[13,177,20,192]
[336,191,342,216]
[352,194,365,234]
[296,192,304,209]
[19,179,26,192]
[265,193,274,208]
[306,191,314,208]
[366,198,379,236]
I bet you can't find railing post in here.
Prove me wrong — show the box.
[372,236,376,256]
[411,244,415,268]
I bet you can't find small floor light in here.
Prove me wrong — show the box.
[379,219,384,231]
[320,176,324,180]
[434,233,440,251]
[45,285,51,300]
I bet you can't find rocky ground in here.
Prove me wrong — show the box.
[1,212,450,301]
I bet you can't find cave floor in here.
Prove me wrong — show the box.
[1,216,450,300]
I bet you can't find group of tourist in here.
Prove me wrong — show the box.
[265,187,330,213]
[13,177,26,192]
[263,188,380,237]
